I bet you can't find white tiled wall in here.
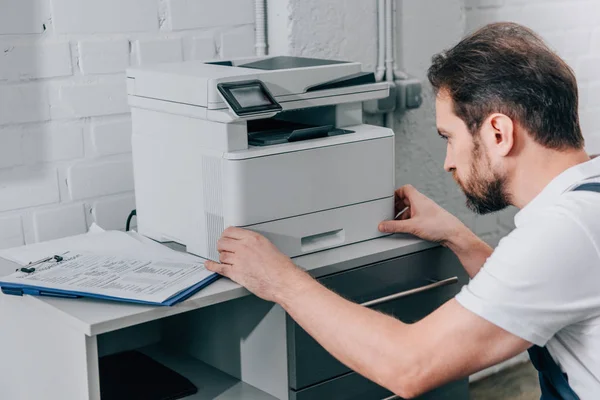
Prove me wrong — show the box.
[0,0,256,247]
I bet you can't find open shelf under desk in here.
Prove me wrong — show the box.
[137,345,278,400]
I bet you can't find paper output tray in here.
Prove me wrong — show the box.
[247,119,353,146]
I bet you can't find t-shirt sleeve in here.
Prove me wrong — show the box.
[455,206,600,346]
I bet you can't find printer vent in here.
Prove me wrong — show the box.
[202,156,224,260]
[205,213,224,260]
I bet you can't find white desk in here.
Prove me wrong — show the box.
[0,234,467,400]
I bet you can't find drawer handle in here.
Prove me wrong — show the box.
[360,276,459,307]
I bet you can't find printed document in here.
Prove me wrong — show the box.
[0,251,211,304]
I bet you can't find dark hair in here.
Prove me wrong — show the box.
[427,22,583,150]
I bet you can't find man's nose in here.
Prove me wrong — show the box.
[444,150,455,172]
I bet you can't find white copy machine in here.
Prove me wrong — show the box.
[127,56,395,260]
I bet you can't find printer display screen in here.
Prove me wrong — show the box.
[229,86,272,108]
[217,80,282,117]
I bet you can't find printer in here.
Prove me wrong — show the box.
[126,56,395,260]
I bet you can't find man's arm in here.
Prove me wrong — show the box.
[205,228,530,398]
[378,185,492,278]
[280,277,530,398]
[444,228,493,279]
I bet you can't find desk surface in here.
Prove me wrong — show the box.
[0,234,436,336]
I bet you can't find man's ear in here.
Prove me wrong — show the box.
[485,113,514,157]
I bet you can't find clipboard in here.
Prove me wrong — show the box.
[0,254,221,307]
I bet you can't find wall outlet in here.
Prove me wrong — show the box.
[396,77,422,111]
[363,76,422,115]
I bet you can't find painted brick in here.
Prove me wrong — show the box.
[189,35,216,60]
[0,129,23,169]
[466,0,504,8]
[0,0,50,34]
[400,0,465,77]
[67,157,134,200]
[91,194,136,231]
[580,82,600,110]
[592,28,600,54]
[52,0,159,34]
[467,3,600,34]
[220,26,256,58]
[543,30,591,58]
[580,108,600,134]
[168,0,254,31]
[585,133,600,155]
[79,40,130,75]
[577,57,600,82]
[0,83,50,125]
[0,215,24,249]
[0,42,72,81]
[23,124,84,164]
[33,203,87,242]
[49,78,129,119]
[0,168,59,212]
[91,119,132,156]
[133,38,183,66]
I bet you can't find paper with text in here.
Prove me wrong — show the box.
[0,251,211,304]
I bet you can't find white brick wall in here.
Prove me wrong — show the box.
[167,0,255,30]
[0,0,51,35]
[33,203,87,242]
[0,83,50,125]
[0,0,255,247]
[466,0,600,154]
[0,215,25,249]
[0,41,72,80]
[78,40,130,75]
[133,38,183,65]
[51,0,160,34]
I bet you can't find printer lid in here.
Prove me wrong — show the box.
[127,56,390,121]
[236,56,350,70]
[127,56,372,103]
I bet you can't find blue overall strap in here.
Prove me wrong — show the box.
[526,181,599,399]
[528,345,580,400]
[570,182,600,193]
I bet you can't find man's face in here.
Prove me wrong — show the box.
[435,91,510,214]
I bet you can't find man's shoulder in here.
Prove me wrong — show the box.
[522,187,600,229]
[491,200,598,273]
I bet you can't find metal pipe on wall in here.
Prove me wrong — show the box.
[392,0,407,80]
[375,0,386,81]
[384,0,395,129]
[255,0,267,56]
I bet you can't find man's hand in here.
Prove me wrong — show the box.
[378,184,467,245]
[378,185,493,278]
[204,227,313,303]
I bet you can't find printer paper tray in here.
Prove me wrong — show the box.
[240,197,394,259]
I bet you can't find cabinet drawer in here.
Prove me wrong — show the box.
[287,246,467,390]
[289,371,391,400]
[289,371,468,400]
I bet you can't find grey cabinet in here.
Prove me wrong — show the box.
[179,245,470,400]
[289,372,468,400]
[287,246,468,391]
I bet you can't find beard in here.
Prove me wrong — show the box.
[453,145,511,215]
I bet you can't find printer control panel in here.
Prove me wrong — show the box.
[217,80,282,117]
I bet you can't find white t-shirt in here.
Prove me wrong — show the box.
[456,157,600,399]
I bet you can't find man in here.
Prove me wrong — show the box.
[206,22,600,399]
